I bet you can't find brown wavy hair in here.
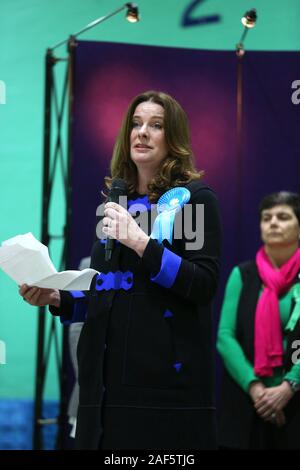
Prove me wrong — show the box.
[105,90,204,202]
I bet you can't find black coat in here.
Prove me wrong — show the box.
[52,180,222,449]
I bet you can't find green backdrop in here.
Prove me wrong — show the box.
[1,0,300,400]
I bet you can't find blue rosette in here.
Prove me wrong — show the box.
[150,187,191,244]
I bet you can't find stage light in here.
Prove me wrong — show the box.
[241,8,257,29]
[236,7,258,56]
[126,3,140,23]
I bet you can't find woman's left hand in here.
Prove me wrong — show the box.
[103,202,150,257]
[254,381,294,421]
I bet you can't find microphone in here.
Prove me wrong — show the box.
[105,178,127,262]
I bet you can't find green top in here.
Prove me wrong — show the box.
[217,266,300,393]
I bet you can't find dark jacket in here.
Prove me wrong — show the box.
[51,180,222,449]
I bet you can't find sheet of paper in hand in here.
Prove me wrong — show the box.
[0,233,98,290]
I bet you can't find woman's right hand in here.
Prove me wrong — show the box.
[249,380,266,403]
[19,284,61,308]
[249,382,286,427]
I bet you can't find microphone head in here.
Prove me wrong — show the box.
[110,178,127,195]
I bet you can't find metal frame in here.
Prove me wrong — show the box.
[33,41,74,450]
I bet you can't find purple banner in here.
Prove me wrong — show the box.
[71,40,300,289]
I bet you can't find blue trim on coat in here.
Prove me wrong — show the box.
[163,309,173,318]
[151,248,181,288]
[95,271,133,291]
[70,290,85,299]
[173,362,182,373]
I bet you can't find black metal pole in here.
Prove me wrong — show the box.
[66,36,76,259]
[236,50,244,263]
[55,36,77,449]
[33,48,53,450]
[234,11,257,261]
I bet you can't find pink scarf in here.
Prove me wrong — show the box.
[254,246,300,377]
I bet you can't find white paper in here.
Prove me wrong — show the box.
[0,233,98,290]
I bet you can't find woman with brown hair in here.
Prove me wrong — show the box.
[20,91,221,449]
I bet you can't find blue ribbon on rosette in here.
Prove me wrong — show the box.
[150,187,191,244]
